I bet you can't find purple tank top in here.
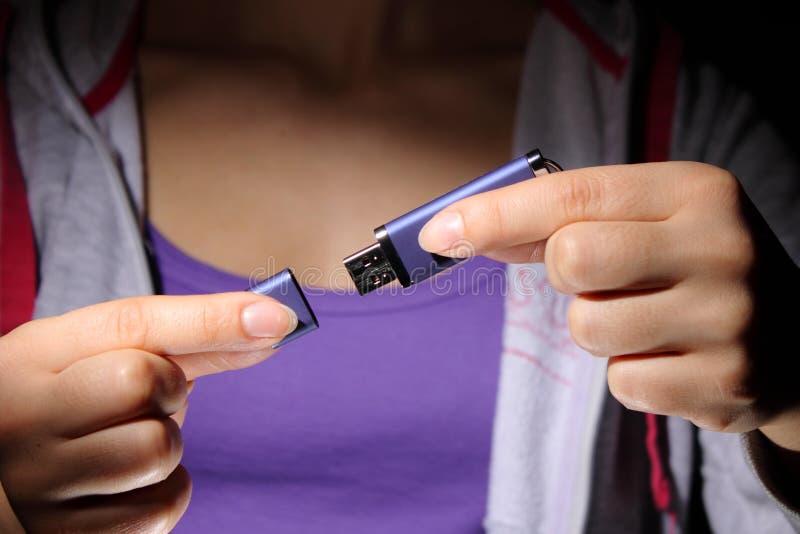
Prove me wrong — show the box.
[148,224,505,533]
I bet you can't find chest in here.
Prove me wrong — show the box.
[141,50,521,283]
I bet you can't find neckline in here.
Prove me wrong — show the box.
[147,221,253,289]
[147,221,507,313]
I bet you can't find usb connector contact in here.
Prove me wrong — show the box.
[342,242,398,295]
[343,149,562,296]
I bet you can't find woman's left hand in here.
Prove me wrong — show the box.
[419,161,800,452]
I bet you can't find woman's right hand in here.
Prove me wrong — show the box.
[0,292,297,533]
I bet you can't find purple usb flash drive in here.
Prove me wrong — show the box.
[249,268,319,348]
[343,149,562,295]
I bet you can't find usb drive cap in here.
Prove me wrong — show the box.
[249,268,319,348]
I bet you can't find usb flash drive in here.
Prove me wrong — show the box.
[249,268,319,348]
[343,149,562,295]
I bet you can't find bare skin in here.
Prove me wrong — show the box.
[142,0,535,286]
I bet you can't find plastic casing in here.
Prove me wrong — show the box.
[249,268,319,348]
[382,155,535,285]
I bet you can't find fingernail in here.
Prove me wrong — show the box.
[241,301,298,338]
[418,210,463,252]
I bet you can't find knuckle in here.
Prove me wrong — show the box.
[559,174,600,220]
[550,229,593,293]
[194,300,231,348]
[715,351,755,406]
[710,229,755,277]
[606,361,640,409]
[567,300,602,356]
[143,511,179,534]
[708,288,755,343]
[607,359,675,415]
[482,197,510,248]
[113,514,172,534]
[57,500,175,534]
[697,217,755,279]
[690,407,747,434]
[711,167,741,198]
[116,352,161,413]
[732,290,756,336]
[109,298,149,348]
[690,164,741,204]
[0,320,40,370]
[730,229,756,275]
[118,484,187,534]
[139,420,183,484]
[152,467,192,533]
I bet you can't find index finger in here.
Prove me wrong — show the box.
[418,161,694,256]
[11,292,297,372]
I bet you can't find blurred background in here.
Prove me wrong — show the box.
[658,0,800,149]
